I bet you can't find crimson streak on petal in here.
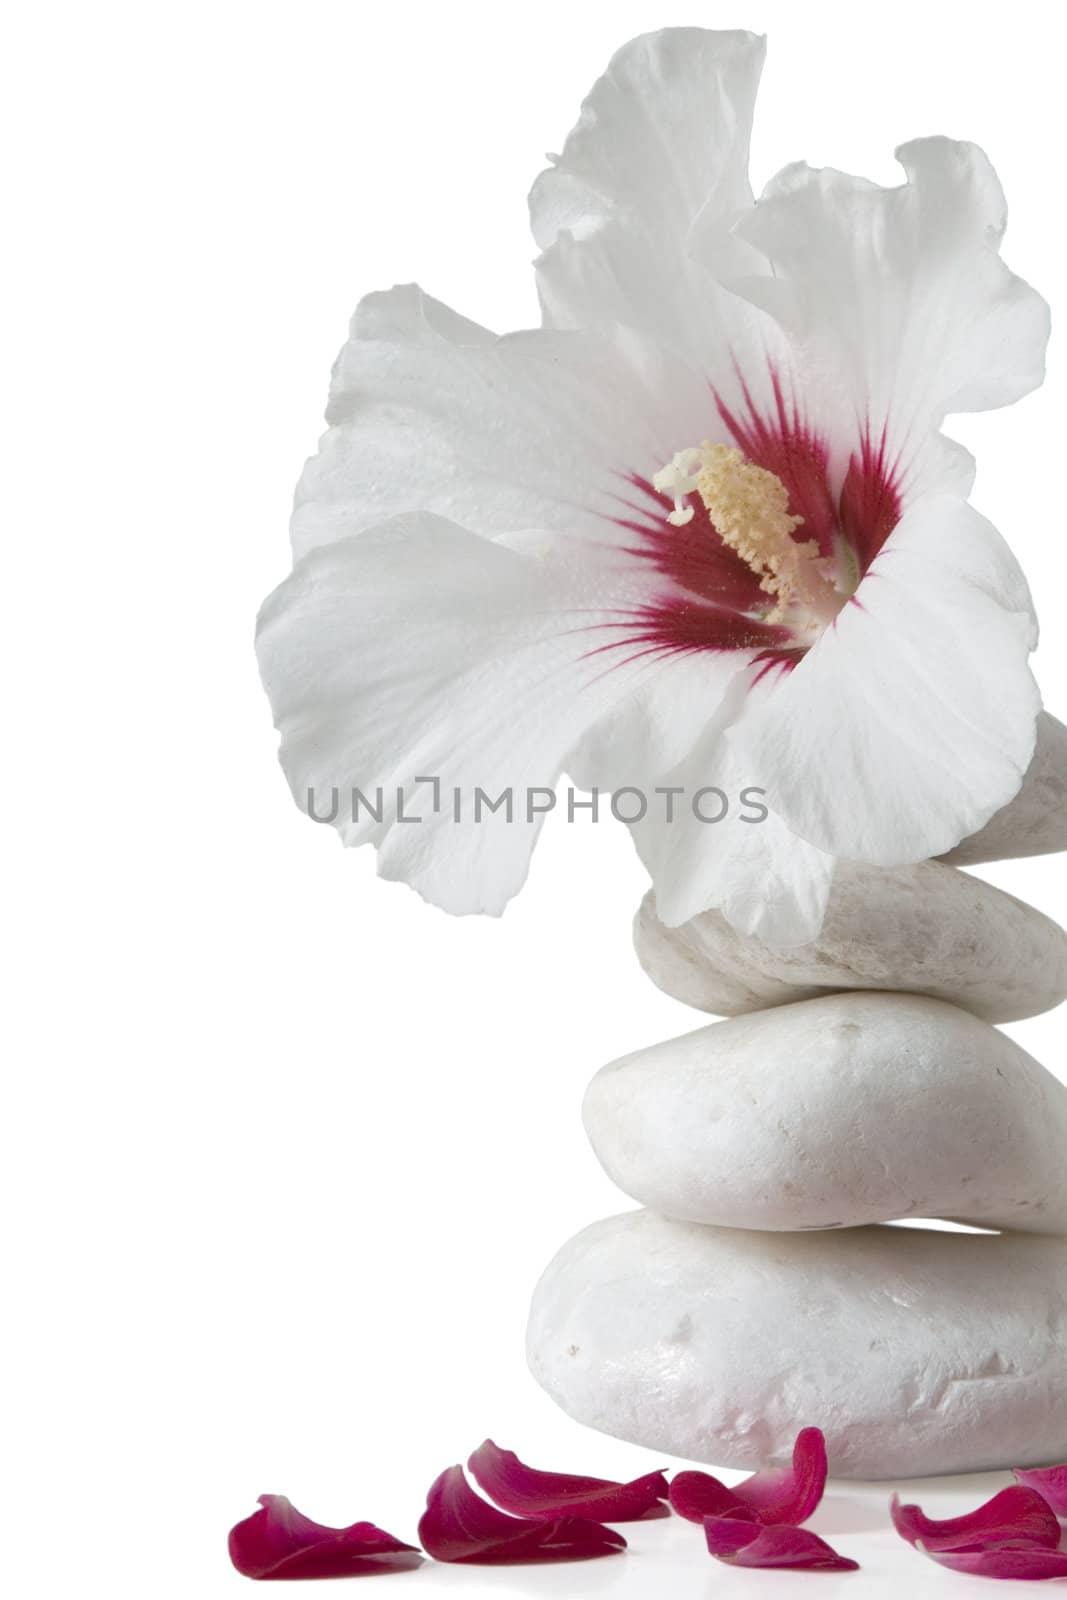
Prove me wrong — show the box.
[716,370,838,559]
[619,476,770,615]
[603,476,799,668]
[602,371,901,671]
[840,424,904,571]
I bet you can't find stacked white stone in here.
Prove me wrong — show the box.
[528,713,1067,1480]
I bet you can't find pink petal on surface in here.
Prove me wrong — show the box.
[670,1427,827,1526]
[1013,1463,1067,1516]
[918,1546,1067,1580]
[670,1470,751,1523]
[704,1516,859,1572]
[228,1496,423,1580]
[417,1465,627,1564]
[891,1486,1061,1552]
[468,1439,668,1521]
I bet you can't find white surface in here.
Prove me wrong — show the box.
[4,2,1066,1597]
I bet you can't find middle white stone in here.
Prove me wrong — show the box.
[583,991,1067,1234]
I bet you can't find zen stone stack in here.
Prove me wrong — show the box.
[527,712,1067,1479]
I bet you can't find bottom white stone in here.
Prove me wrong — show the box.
[527,1210,1067,1479]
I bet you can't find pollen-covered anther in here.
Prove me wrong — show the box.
[656,441,842,626]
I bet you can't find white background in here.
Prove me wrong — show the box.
[5,2,1066,1596]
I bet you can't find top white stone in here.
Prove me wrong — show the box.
[943,712,1067,865]
[635,859,1067,1023]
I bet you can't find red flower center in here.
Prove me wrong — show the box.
[603,369,901,674]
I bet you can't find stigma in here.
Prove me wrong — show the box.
[653,442,845,629]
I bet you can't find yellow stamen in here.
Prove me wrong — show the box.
[655,441,841,626]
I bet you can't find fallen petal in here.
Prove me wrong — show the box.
[669,1470,749,1523]
[733,1427,829,1522]
[919,1545,1067,1580]
[1013,1463,1067,1516]
[670,1427,827,1525]
[704,1516,858,1571]
[891,1486,1061,1551]
[228,1496,423,1580]
[418,1465,627,1564]
[468,1439,667,1521]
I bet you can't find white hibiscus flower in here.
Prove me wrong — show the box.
[256,27,1047,946]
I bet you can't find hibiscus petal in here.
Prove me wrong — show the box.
[722,139,1049,504]
[227,1496,422,1580]
[565,648,754,799]
[736,496,1039,866]
[625,672,835,944]
[257,514,750,919]
[891,1487,1062,1552]
[1013,1463,1067,1515]
[467,1439,667,1521]
[531,28,765,366]
[417,1466,626,1564]
[731,1426,828,1522]
[670,1427,827,1525]
[291,282,711,561]
[564,634,835,948]
[704,1516,858,1571]
[669,1472,748,1523]
[918,1546,1067,1580]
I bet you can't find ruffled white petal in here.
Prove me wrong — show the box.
[291,284,711,560]
[734,497,1040,864]
[531,27,762,249]
[564,649,750,797]
[531,27,766,368]
[720,139,1050,495]
[257,513,750,915]
[627,676,836,946]
[562,633,836,949]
